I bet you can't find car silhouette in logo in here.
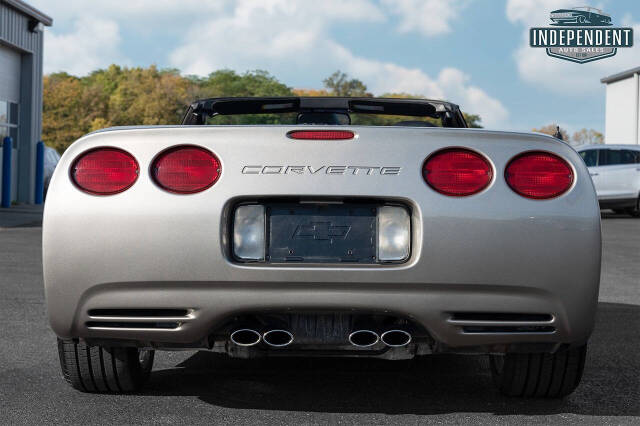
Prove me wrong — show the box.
[550,6,612,26]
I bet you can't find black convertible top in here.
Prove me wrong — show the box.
[181,97,467,128]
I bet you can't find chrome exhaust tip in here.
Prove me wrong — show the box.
[380,330,412,347]
[348,330,380,347]
[230,329,261,346]
[263,329,294,347]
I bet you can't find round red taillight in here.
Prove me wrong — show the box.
[505,152,573,199]
[423,148,493,196]
[71,148,139,195]
[151,146,221,194]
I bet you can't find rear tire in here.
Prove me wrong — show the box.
[57,338,154,393]
[489,344,586,398]
[624,197,640,217]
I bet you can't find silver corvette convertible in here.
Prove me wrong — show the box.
[44,97,601,397]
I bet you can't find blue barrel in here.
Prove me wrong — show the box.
[35,141,45,204]
[1,137,12,208]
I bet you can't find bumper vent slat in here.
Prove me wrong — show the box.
[85,308,191,330]
[448,312,556,334]
[88,308,189,317]
[450,312,553,322]
[461,325,555,334]
[86,321,180,329]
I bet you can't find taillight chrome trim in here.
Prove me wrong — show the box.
[422,147,494,197]
[504,150,574,200]
[150,145,222,194]
[70,147,140,196]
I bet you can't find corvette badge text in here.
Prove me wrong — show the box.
[241,165,401,175]
[530,6,633,63]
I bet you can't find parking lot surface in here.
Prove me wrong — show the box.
[1,215,638,425]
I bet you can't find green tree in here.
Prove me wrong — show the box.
[106,65,190,126]
[43,66,197,151]
[199,70,294,125]
[572,128,603,145]
[42,73,89,153]
[195,69,293,98]
[533,124,569,142]
[42,66,486,152]
[323,71,370,97]
[463,113,482,128]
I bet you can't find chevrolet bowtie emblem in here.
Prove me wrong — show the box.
[292,222,351,241]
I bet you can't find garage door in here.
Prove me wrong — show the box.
[0,44,21,102]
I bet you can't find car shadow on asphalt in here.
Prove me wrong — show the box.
[601,213,637,220]
[143,302,639,416]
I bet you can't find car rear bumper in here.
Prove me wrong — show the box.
[50,278,598,352]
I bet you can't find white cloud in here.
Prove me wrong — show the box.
[170,0,385,74]
[43,16,124,75]
[330,45,508,127]
[33,0,508,127]
[436,68,509,127]
[33,0,230,75]
[31,0,225,23]
[382,0,468,36]
[506,0,640,95]
[170,1,508,127]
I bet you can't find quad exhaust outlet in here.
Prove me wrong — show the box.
[231,326,411,348]
[380,330,412,347]
[348,329,412,347]
[262,329,294,347]
[230,329,262,346]
[348,330,380,347]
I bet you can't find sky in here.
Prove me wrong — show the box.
[30,0,640,134]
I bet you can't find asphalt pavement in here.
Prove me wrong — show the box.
[0,214,638,425]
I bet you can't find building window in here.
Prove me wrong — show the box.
[0,101,7,123]
[579,149,598,167]
[599,149,638,166]
[0,100,19,148]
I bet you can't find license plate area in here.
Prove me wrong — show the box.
[266,203,377,263]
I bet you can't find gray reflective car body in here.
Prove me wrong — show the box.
[43,125,601,357]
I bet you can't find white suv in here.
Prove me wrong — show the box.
[577,144,640,216]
